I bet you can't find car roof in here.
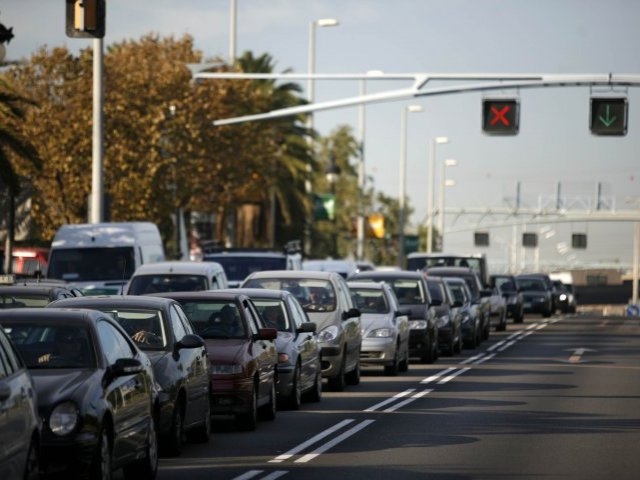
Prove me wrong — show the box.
[204,251,286,259]
[347,280,386,290]
[48,294,178,309]
[131,261,224,275]
[245,270,342,281]
[0,307,105,324]
[349,270,425,280]
[147,290,249,302]
[225,287,290,300]
[425,266,476,275]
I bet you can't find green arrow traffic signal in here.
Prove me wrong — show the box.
[590,97,627,136]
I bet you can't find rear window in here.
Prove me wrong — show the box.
[127,274,208,294]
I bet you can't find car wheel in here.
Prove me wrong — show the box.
[258,379,277,421]
[164,401,185,457]
[454,328,463,354]
[384,346,400,376]
[304,370,323,403]
[465,325,478,349]
[188,398,211,444]
[497,310,507,331]
[23,435,40,480]
[421,333,435,364]
[285,363,302,410]
[514,308,524,323]
[345,356,361,385]
[123,415,159,480]
[91,426,112,480]
[327,356,346,392]
[235,386,258,431]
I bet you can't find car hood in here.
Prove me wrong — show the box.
[204,339,248,364]
[143,350,169,369]
[274,331,294,351]
[360,314,393,332]
[31,369,96,407]
[305,311,340,332]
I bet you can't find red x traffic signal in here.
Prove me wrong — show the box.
[482,98,519,135]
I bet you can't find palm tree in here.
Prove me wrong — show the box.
[0,78,41,272]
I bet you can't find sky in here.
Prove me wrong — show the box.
[2,0,640,273]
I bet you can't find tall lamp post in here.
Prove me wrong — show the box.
[437,158,457,252]
[399,105,423,268]
[305,18,339,256]
[426,136,449,253]
[326,155,341,259]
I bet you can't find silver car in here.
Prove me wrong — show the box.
[348,281,410,376]
[241,270,362,392]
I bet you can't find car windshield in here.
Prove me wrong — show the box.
[3,322,96,369]
[350,288,389,314]
[243,277,337,312]
[203,256,286,282]
[103,309,167,349]
[517,278,546,291]
[177,300,246,338]
[446,281,468,304]
[127,274,208,294]
[387,279,426,305]
[47,247,135,282]
[252,300,290,330]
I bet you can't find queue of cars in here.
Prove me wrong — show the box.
[0,253,578,478]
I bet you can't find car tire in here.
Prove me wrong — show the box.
[123,415,158,480]
[258,379,277,421]
[384,346,400,376]
[23,435,40,480]
[345,357,361,385]
[497,310,507,331]
[188,398,211,444]
[304,370,323,403]
[327,356,346,392]
[421,333,436,364]
[454,329,463,354]
[163,402,184,457]
[91,426,112,480]
[285,363,302,410]
[235,387,258,431]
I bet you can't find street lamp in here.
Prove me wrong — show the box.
[426,136,449,253]
[305,18,339,256]
[437,158,458,251]
[325,155,341,258]
[399,104,424,268]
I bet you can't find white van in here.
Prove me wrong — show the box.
[47,222,165,294]
[124,260,228,295]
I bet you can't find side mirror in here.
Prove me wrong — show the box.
[342,307,361,320]
[175,334,205,351]
[430,298,442,307]
[257,327,278,341]
[110,358,144,378]
[297,322,316,334]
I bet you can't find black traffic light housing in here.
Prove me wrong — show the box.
[66,0,105,38]
[0,23,14,44]
[590,97,628,136]
[482,98,519,135]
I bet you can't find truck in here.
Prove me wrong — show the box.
[46,222,165,294]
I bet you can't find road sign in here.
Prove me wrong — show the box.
[66,0,105,38]
[590,97,627,135]
[482,98,519,135]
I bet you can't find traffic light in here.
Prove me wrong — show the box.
[482,98,519,135]
[66,0,105,38]
[572,233,587,249]
[590,97,627,136]
[0,23,14,44]
[474,231,490,247]
[522,232,538,248]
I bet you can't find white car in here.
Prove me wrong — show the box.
[348,280,410,376]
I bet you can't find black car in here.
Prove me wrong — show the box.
[516,274,554,317]
[348,270,439,364]
[0,323,41,480]
[152,290,278,431]
[233,288,322,409]
[424,266,492,342]
[425,275,462,356]
[0,281,83,308]
[1,308,158,479]
[47,295,211,456]
[442,276,482,348]
[490,274,524,323]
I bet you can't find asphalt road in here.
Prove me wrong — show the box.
[140,313,640,480]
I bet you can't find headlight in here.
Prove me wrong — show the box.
[435,316,450,328]
[460,313,471,324]
[409,320,428,330]
[49,401,78,436]
[278,353,290,364]
[318,325,339,343]
[507,296,518,305]
[367,328,393,338]
[559,294,567,301]
[210,364,243,375]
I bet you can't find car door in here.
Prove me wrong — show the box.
[97,320,151,460]
[169,303,209,425]
[242,299,276,400]
[287,296,319,388]
[333,275,361,370]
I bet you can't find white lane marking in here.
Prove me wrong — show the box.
[269,419,354,463]
[460,354,485,364]
[383,388,433,412]
[234,471,288,480]
[437,367,471,383]
[364,389,416,412]
[294,420,376,463]
[421,367,457,384]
